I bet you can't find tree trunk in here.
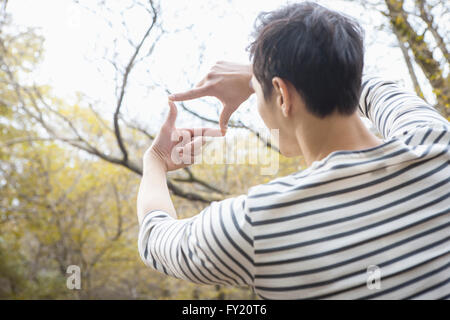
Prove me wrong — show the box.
[385,0,449,118]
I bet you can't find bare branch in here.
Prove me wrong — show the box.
[113,1,158,164]
[175,167,228,194]
[391,26,426,100]
[384,0,449,115]
[119,115,155,142]
[415,0,449,65]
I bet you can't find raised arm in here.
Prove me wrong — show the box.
[137,99,254,286]
[137,100,222,224]
[169,61,254,134]
[138,196,254,287]
[358,76,449,145]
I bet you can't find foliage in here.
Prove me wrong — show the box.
[1,0,448,299]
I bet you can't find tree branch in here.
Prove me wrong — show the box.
[113,0,158,164]
[416,0,449,65]
[385,0,449,115]
[391,24,426,99]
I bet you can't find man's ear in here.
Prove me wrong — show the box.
[272,77,291,117]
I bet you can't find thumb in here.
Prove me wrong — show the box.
[164,100,178,128]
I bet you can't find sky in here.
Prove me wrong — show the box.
[6,0,435,131]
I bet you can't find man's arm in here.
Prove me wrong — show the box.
[358,76,449,145]
[138,196,254,286]
[137,153,176,224]
[137,100,222,225]
[169,61,254,134]
[136,99,254,286]
[136,100,178,224]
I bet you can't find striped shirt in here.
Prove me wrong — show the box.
[138,76,450,299]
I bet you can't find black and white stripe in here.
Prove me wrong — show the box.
[138,76,450,299]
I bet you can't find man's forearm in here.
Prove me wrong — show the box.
[137,154,177,225]
[358,76,447,139]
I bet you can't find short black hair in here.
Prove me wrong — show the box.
[248,2,364,118]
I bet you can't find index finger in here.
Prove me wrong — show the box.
[180,127,224,137]
[168,86,210,102]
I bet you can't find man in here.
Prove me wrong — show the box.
[137,2,449,299]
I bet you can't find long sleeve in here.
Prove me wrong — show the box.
[358,76,449,146]
[138,195,254,287]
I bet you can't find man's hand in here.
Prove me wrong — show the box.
[144,100,222,172]
[168,61,254,134]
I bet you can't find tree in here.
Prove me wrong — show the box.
[356,0,449,117]
[0,0,287,299]
[6,0,447,300]
[0,0,228,204]
[1,0,281,205]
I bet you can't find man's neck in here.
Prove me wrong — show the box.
[295,112,384,167]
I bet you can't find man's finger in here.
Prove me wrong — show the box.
[183,136,205,156]
[168,86,210,102]
[219,106,235,135]
[195,78,205,88]
[181,127,223,137]
[164,100,178,127]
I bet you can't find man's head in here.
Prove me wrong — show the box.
[248,2,365,156]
